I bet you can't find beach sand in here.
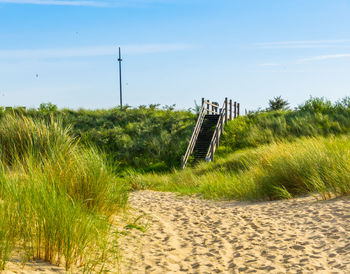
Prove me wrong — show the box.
[5,190,350,273]
[118,191,350,273]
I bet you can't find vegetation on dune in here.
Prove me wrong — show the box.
[129,96,350,202]
[2,97,348,171]
[0,115,128,270]
[0,96,349,268]
[220,96,350,154]
[268,96,290,111]
[130,135,350,201]
[1,105,196,171]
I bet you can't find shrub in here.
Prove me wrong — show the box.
[298,96,333,113]
[38,102,58,114]
[268,96,289,111]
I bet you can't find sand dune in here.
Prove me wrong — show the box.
[5,190,350,273]
[118,191,350,273]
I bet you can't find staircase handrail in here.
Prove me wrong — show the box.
[182,97,236,168]
[206,100,226,161]
[181,104,207,169]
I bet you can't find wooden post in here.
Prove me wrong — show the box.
[216,127,219,148]
[234,102,237,118]
[206,100,210,115]
[237,103,240,117]
[202,97,205,106]
[220,115,224,133]
[229,99,232,120]
[224,97,228,125]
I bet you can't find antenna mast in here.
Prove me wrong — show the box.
[118,47,123,107]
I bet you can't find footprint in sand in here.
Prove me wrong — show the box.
[114,191,350,274]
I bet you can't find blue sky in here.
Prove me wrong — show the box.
[0,0,349,110]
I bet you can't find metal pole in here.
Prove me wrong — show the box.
[118,47,123,108]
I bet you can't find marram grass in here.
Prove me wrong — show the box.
[0,115,128,270]
[131,135,350,201]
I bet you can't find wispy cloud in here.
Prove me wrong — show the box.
[256,39,350,49]
[298,53,350,63]
[0,0,106,6]
[0,44,196,59]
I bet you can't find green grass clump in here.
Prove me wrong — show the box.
[0,201,16,270]
[0,115,74,166]
[131,135,350,201]
[0,115,128,270]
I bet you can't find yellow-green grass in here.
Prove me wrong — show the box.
[130,135,350,201]
[0,115,128,270]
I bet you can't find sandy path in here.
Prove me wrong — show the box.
[118,191,350,273]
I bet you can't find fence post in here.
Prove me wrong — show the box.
[206,100,210,115]
[229,99,232,120]
[216,126,219,148]
[234,102,237,118]
[220,115,224,133]
[224,97,228,125]
[202,97,205,106]
[237,103,240,117]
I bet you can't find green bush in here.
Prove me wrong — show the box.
[298,96,333,113]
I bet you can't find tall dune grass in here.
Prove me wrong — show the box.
[131,135,350,201]
[0,115,74,166]
[0,201,16,270]
[0,115,128,270]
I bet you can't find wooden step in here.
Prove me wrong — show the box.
[188,114,220,163]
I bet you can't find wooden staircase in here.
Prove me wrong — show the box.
[192,114,219,162]
[181,98,240,169]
